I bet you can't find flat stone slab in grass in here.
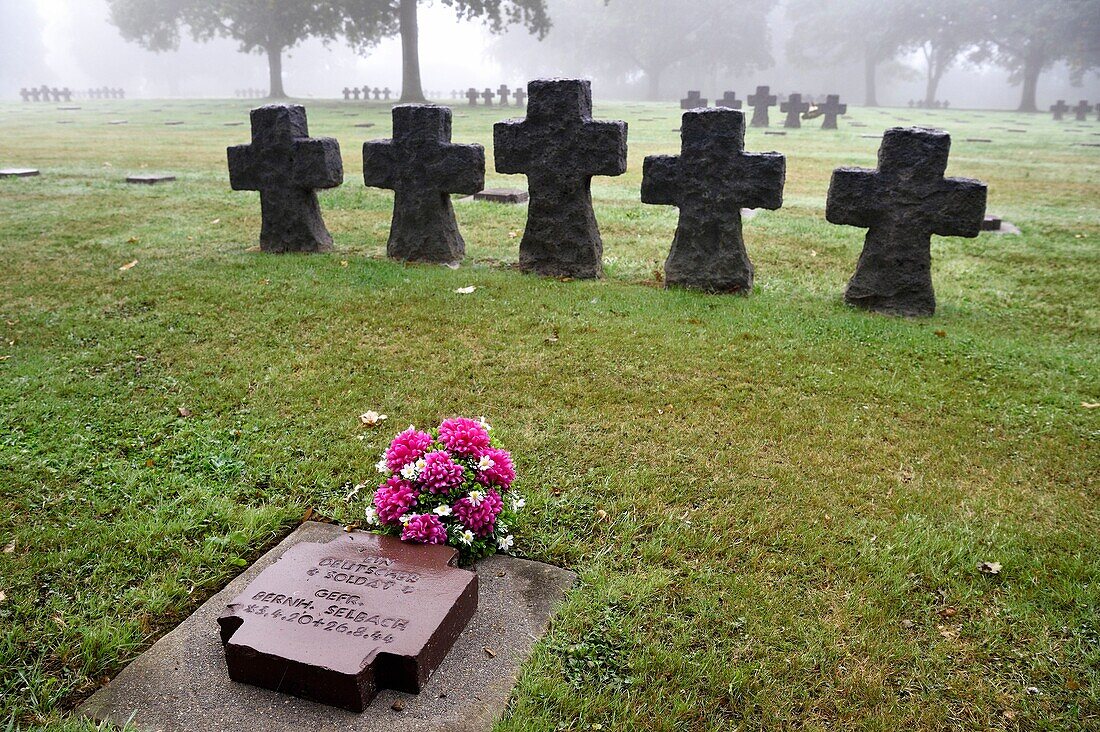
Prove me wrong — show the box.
[80,521,576,732]
[0,168,40,178]
[764,130,787,135]
[473,188,529,204]
[126,174,176,185]
[165,121,185,126]
[108,120,129,125]
[965,138,992,143]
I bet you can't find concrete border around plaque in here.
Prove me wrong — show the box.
[0,168,40,178]
[79,521,576,732]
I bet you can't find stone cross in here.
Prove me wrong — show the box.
[826,127,987,317]
[513,87,526,107]
[1050,100,1069,121]
[227,105,344,253]
[29,88,40,102]
[680,90,708,110]
[641,109,784,293]
[1074,100,1093,121]
[50,88,60,102]
[354,87,363,101]
[383,88,392,101]
[718,91,742,110]
[373,88,382,100]
[497,84,511,106]
[466,88,479,106]
[363,104,485,264]
[19,88,29,102]
[342,87,352,101]
[39,85,51,102]
[61,88,73,102]
[819,94,847,129]
[362,85,371,100]
[481,88,495,105]
[780,93,809,128]
[747,85,777,127]
[494,78,628,278]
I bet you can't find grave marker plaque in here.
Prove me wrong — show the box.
[219,531,477,713]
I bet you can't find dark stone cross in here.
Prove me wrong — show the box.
[372,88,382,100]
[227,104,344,254]
[381,88,391,101]
[818,94,847,129]
[826,127,987,317]
[747,85,777,127]
[29,88,41,102]
[50,88,61,102]
[481,88,495,105]
[20,89,30,102]
[1073,100,1093,121]
[342,87,352,101]
[641,108,784,293]
[363,104,485,264]
[362,85,371,99]
[718,91,742,110]
[39,85,51,102]
[494,78,628,278]
[513,87,527,107]
[466,88,479,106]
[780,93,809,128]
[61,88,73,102]
[1050,100,1069,121]
[497,84,511,106]
[680,90,708,110]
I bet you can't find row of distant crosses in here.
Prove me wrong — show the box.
[228,78,988,319]
[679,87,847,129]
[20,86,124,102]
[908,99,951,108]
[235,89,267,99]
[1050,99,1098,122]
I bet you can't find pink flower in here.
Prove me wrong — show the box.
[401,513,447,545]
[438,417,491,457]
[373,476,417,525]
[454,489,503,537]
[420,450,465,494]
[476,448,515,489]
[385,427,433,471]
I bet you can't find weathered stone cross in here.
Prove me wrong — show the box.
[1073,100,1093,121]
[818,94,847,129]
[494,79,628,278]
[363,104,485,264]
[481,88,495,105]
[1050,100,1069,121]
[342,87,352,101]
[513,87,527,107]
[680,90,708,110]
[780,93,809,128]
[497,84,511,106]
[747,85,777,127]
[718,91,742,109]
[826,127,987,316]
[466,88,479,106]
[642,109,785,293]
[227,104,344,253]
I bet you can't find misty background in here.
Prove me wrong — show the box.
[2,0,1097,108]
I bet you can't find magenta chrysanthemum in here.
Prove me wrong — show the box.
[476,448,516,489]
[438,417,491,457]
[384,427,433,471]
[420,450,465,494]
[401,513,447,545]
[454,489,503,537]
[373,476,418,525]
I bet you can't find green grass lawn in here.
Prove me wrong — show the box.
[1,97,1098,731]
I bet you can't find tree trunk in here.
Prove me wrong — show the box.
[1017,50,1043,112]
[399,0,425,102]
[267,45,286,99]
[864,52,878,107]
[646,68,661,102]
[923,57,940,107]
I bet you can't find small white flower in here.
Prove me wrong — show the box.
[496,522,509,534]
[364,507,380,526]
[468,490,484,506]
[400,463,418,480]
[477,455,496,471]
[375,459,390,475]
[497,534,514,551]
[433,504,453,517]
[454,286,477,294]
[458,529,475,545]
[400,512,416,525]
[345,482,365,502]
[358,410,388,426]
[510,493,526,511]
[415,457,426,470]
[478,416,492,431]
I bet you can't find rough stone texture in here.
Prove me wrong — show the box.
[680,91,707,110]
[780,93,809,128]
[818,94,847,129]
[1050,100,1069,121]
[227,105,343,254]
[218,533,477,712]
[126,174,176,185]
[982,214,1002,231]
[1074,100,1093,121]
[80,521,577,732]
[718,91,742,110]
[747,85,777,128]
[641,109,784,294]
[826,127,987,317]
[472,188,529,204]
[0,168,40,178]
[363,104,484,264]
[494,78,628,279]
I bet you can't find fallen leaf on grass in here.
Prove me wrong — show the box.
[177,407,191,418]
[483,647,496,658]
[118,260,138,271]
[245,245,262,253]
[127,236,139,244]
[210,218,220,225]
[934,330,946,338]
[359,410,387,426]
[454,286,477,294]
[1082,402,1099,409]
[302,507,314,523]
[0,591,5,604]
[340,260,349,267]
[978,561,1002,575]
[938,606,957,619]
[2,540,15,554]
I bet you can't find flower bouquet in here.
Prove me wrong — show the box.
[366,417,523,564]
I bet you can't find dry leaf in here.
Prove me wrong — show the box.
[302,507,314,523]
[177,407,191,418]
[978,561,1002,575]
[246,245,262,253]
[391,698,406,712]
[118,260,138,271]
[1082,402,1099,409]
[454,286,477,294]
[359,411,387,426]
[938,606,957,619]
[0,590,5,604]
[127,236,139,244]
[2,540,15,554]
[483,647,496,658]
[210,218,221,225]
[934,330,946,338]
[340,260,349,267]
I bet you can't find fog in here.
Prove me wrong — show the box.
[2,0,1097,108]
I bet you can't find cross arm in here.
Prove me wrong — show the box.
[227,144,259,191]
[826,167,879,227]
[293,137,343,190]
[736,152,786,211]
[640,155,681,206]
[434,143,486,195]
[362,140,397,190]
[931,177,987,238]
[580,121,628,177]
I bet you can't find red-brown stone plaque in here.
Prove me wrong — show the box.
[217,531,477,712]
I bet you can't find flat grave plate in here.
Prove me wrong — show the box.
[0,168,40,178]
[80,521,576,732]
[472,188,529,204]
[126,175,176,185]
[764,130,787,135]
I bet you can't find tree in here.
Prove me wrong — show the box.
[901,0,985,107]
[107,0,346,98]
[786,0,912,107]
[489,0,774,102]
[341,0,551,103]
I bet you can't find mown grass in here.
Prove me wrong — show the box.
[0,98,1097,731]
